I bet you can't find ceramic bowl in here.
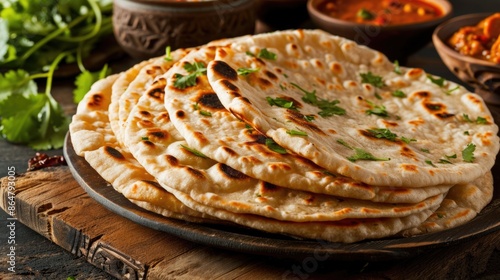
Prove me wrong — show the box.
[257,0,309,30]
[433,13,500,105]
[113,0,257,59]
[307,0,453,61]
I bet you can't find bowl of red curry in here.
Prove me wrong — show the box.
[433,13,500,105]
[307,0,452,61]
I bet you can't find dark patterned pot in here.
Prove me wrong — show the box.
[113,0,257,59]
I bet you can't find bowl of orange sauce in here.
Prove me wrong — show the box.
[433,13,500,105]
[307,0,453,61]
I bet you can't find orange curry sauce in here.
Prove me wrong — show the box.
[317,0,442,26]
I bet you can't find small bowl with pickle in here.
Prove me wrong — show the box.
[307,0,453,61]
[433,13,500,105]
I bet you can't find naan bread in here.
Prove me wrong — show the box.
[123,58,446,223]
[207,29,500,188]
[402,171,493,235]
[69,71,213,222]
[160,183,437,243]
[163,45,452,203]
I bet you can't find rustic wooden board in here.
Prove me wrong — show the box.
[1,167,500,279]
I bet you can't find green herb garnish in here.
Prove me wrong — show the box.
[401,136,417,144]
[165,46,173,61]
[193,103,212,117]
[180,144,208,158]
[337,139,390,162]
[392,89,406,98]
[393,60,402,74]
[365,100,388,117]
[360,72,384,88]
[286,129,308,136]
[266,96,298,110]
[357,8,375,20]
[237,67,260,76]
[367,128,398,141]
[427,74,445,87]
[425,160,436,167]
[291,83,346,117]
[265,138,287,154]
[258,48,277,60]
[462,143,476,163]
[173,62,207,89]
[142,136,149,141]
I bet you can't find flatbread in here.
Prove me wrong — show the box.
[207,29,500,188]
[402,171,494,235]
[163,45,452,203]
[69,72,213,222]
[123,59,446,223]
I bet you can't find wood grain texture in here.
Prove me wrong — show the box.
[1,167,499,280]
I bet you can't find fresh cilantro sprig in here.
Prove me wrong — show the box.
[246,48,277,60]
[286,129,308,136]
[0,0,114,150]
[291,83,346,117]
[237,67,260,76]
[366,128,416,144]
[173,62,207,89]
[337,139,390,162]
[0,53,70,149]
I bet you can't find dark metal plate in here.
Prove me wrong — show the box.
[63,133,500,262]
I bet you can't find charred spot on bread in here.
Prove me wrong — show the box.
[105,146,125,160]
[211,60,237,81]
[219,164,248,179]
[197,92,225,109]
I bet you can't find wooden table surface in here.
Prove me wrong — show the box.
[1,1,500,279]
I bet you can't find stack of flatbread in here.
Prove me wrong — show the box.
[69,29,499,243]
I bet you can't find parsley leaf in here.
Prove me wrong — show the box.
[462,143,476,163]
[360,72,384,88]
[173,62,207,89]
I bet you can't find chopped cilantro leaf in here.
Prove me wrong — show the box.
[401,136,416,144]
[462,143,476,163]
[393,60,402,74]
[291,83,346,117]
[180,144,208,158]
[425,160,436,167]
[266,96,298,110]
[438,159,453,164]
[304,115,315,122]
[258,48,277,60]
[357,8,375,20]
[367,128,398,141]
[337,139,390,162]
[427,74,445,87]
[286,129,308,136]
[173,62,207,89]
[265,138,287,154]
[360,72,384,88]
[237,67,260,76]
[365,100,388,117]
[164,46,173,61]
[392,89,406,98]
[421,148,430,153]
